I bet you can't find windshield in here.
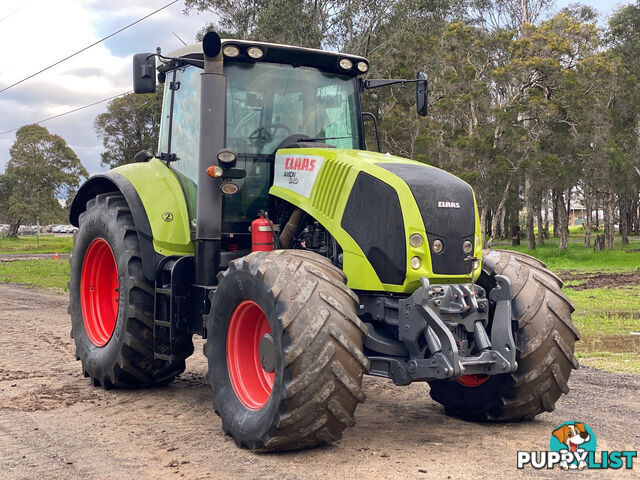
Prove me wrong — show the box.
[225,62,361,155]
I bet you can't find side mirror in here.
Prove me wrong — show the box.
[416,72,428,117]
[133,53,156,94]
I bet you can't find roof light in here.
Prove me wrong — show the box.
[357,61,369,73]
[247,46,264,59]
[339,58,353,70]
[223,45,240,58]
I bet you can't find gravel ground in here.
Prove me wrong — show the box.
[1,283,638,479]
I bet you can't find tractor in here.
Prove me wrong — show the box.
[68,32,579,451]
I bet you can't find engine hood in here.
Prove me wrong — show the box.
[269,148,482,293]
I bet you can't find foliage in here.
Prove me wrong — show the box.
[94,88,163,168]
[182,0,640,253]
[0,125,88,235]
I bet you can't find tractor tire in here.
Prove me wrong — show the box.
[204,249,369,451]
[69,192,193,388]
[429,249,579,421]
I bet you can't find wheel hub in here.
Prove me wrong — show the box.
[226,300,275,409]
[80,238,119,347]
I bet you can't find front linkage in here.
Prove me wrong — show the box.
[360,276,517,385]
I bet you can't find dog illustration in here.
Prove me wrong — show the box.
[552,422,591,470]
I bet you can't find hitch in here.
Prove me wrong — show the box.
[364,277,517,385]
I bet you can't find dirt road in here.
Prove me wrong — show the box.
[1,284,638,479]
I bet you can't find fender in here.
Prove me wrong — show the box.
[70,159,194,281]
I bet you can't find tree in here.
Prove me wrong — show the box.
[94,89,163,169]
[0,125,88,236]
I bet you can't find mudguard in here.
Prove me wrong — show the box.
[70,159,193,281]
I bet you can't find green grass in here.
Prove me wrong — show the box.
[0,235,74,254]
[492,233,640,272]
[576,352,640,375]
[565,287,640,336]
[0,259,70,291]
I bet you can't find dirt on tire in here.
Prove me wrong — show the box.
[1,283,639,479]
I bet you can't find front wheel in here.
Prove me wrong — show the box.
[429,249,579,420]
[205,250,369,451]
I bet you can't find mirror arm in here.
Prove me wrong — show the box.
[364,78,419,89]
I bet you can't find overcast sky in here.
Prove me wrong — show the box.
[0,0,634,177]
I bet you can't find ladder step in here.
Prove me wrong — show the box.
[155,320,171,328]
[156,288,171,296]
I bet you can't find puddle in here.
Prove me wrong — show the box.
[578,334,640,354]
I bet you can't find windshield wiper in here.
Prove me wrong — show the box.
[296,135,353,142]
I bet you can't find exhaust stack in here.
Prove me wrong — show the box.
[195,32,225,285]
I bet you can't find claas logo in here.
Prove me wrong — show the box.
[284,157,316,172]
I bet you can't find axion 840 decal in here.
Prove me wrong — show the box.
[273,153,325,198]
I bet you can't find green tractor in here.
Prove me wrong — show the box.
[68,32,578,451]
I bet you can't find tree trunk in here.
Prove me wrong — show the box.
[536,192,544,247]
[480,204,488,249]
[631,196,638,235]
[552,189,560,237]
[603,188,615,249]
[487,178,512,248]
[525,175,535,250]
[584,188,592,248]
[595,198,600,230]
[557,191,569,251]
[620,197,630,245]
[500,207,507,239]
[8,219,21,238]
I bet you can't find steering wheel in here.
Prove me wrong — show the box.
[248,123,291,144]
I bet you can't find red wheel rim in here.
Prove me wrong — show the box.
[226,300,274,409]
[457,374,490,387]
[80,238,119,347]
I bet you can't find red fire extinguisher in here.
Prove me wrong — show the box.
[251,214,274,252]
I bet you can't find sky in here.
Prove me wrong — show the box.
[0,0,635,177]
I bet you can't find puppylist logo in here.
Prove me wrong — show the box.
[517,421,637,471]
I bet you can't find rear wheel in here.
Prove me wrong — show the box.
[429,249,578,420]
[69,192,193,388]
[205,250,369,451]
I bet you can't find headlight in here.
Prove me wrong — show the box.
[222,45,240,57]
[247,46,264,59]
[409,233,423,247]
[410,256,421,270]
[462,240,473,254]
[432,239,443,254]
[339,58,353,70]
[217,148,237,168]
[221,182,239,195]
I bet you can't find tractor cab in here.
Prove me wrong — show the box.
[150,40,367,235]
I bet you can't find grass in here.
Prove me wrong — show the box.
[492,233,640,273]
[0,259,70,291]
[576,352,640,375]
[565,287,640,336]
[0,235,74,254]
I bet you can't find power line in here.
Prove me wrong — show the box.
[0,91,133,136]
[0,0,178,94]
